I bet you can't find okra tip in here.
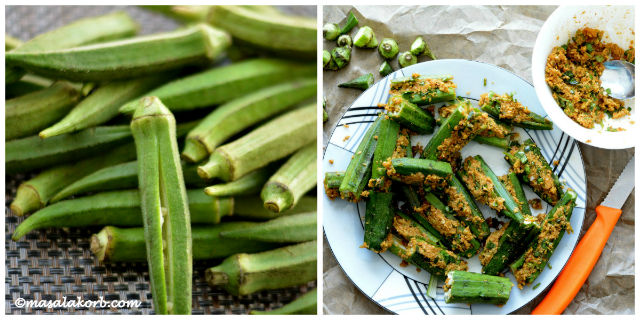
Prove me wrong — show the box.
[90,227,113,262]
[197,153,230,181]
[261,183,293,213]
[182,139,209,163]
[197,24,232,60]
[205,266,230,286]
[131,96,172,119]
[10,186,42,217]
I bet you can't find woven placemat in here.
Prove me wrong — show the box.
[5,5,317,315]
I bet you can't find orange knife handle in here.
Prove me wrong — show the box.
[531,205,622,315]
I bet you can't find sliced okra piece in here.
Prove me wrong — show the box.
[182,78,316,163]
[479,216,540,276]
[369,117,400,191]
[261,142,317,213]
[479,92,553,130]
[459,155,524,224]
[205,241,317,296]
[324,171,345,200]
[363,191,395,252]
[385,157,452,189]
[398,51,417,68]
[504,139,564,205]
[7,24,230,82]
[339,116,382,201]
[389,74,456,105]
[130,97,192,314]
[198,103,316,182]
[385,95,435,134]
[379,61,393,77]
[444,271,512,305]
[378,38,399,59]
[500,172,533,216]
[338,73,374,91]
[399,185,445,243]
[510,190,577,288]
[442,175,490,240]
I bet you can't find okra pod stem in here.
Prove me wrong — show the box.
[219,212,316,243]
[90,224,280,263]
[5,81,81,140]
[198,104,316,182]
[353,26,377,48]
[322,50,331,68]
[336,34,352,47]
[7,24,230,82]
[329,46,351,70]
[261,143,317,213]
[204,164,276,197]
[398,51,417,68]
[51,161,205,202]
[182,78,316,163]
[120,58,314,113]
[378,38,399,60]
[12,190,233,240]
[130,97,191,314]
[250,288,317,315]
[208,6,316,59]
[323,23,340,40]
[40,76,170,138]
[323,171,345,200]
[10,144,136,216]
[205,241,317,296]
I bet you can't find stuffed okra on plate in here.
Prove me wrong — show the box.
[323,59,587,315]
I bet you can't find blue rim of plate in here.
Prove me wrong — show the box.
[323,59,587,315]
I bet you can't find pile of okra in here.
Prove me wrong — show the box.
[325,74,577,305]
[6,6,317,315]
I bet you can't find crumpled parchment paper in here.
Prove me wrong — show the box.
[322,5,634,315]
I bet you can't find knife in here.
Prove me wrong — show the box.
[532,156,635,314]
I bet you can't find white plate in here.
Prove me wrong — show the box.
[532,5,635,149]
[323,59,587,315]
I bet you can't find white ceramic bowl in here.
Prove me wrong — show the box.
[532,6,635,149]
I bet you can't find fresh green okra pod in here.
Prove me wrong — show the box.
[208,5,316,59]
[120,58,314,113]
[5,81,81,140]
[370,117,400,191]
[323,23,340,40]
[338,73,374,91]
[398,51,418,68]
[12,190,233,240]
[220,212,316,243]
[40,76,170,138]
[444,271,512,305]
[340,12,359,34]
[337,34,352,47]
[182,78,316,163]
[198,104,316,182]
[6,125,132,174]
[250,288,317,315]
[204,164,277,197]
[379,61,393,77]
[91,224,280,263]
[205,240,317,296]
[9,144,136,216]
[261,143,317,213]
[6,11,139,84]
[7,24,230,82]
[378,38,399,59]
[410,36,436,60]
[130,96,192,315]
[51,161,205,202]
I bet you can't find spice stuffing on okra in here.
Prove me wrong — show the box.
[197,103,315,182]
[130,96,192,314]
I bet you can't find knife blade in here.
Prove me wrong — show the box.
[601,157,635,209]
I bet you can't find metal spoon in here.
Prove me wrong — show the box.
[600,60,635,99]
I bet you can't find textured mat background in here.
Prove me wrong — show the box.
[5,5,317,315]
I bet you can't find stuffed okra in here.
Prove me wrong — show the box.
[339,115,382,201]
[444,271,513,305]
[389,74,456,106]
[479,92,552,130]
